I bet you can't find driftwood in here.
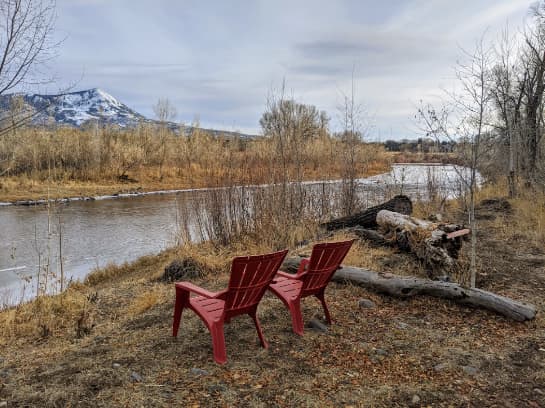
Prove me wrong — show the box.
[281,257,537,322]
[322,195,413,231]
[351,227,394,247]
[376,210,469,279]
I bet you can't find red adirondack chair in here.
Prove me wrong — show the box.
[172,249,288,364]
[268,240,354,335]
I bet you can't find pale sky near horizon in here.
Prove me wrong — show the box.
[39,0,536,139]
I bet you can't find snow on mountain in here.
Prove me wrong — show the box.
[0,88,147,128]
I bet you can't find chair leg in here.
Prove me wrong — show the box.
[250,309,268,349]
[172,287,189,337]
[210,322,227,365]
[289,299,304,336]
[316,290,332,324]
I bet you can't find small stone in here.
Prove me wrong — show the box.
[434,363,449,372]
[374,348,388,356]
[112,363,121,369]
[208,384,227,393]
[190,368,209,376]
[358,299,376,309]
[462,366,478,376]
[411,394,421,406]
[0,368,12,378]
[396,322,410,330]
[0,401,7,407]
[130,371,143,382]
[308,318,328,333]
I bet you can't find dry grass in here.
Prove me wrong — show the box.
[0,127,392,202]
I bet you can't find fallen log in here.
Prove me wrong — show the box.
[322,195,413,231]
[351,227,394,247]
[281,257,537,322]
[376,210,469,279]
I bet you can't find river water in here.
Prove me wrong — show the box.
[0,164,478,305]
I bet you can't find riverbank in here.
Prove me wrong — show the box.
[0,184,543,407]
[0,161,392,204]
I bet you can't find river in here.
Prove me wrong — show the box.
[0,164,479,306]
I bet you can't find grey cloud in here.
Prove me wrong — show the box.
[41,0,535,138]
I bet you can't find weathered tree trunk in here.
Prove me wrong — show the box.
[281,257,536,322]
[322,195,412,231]
[351,227,394,247]
[376,210,469,279]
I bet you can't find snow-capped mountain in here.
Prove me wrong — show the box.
[0,88,146,127]
[0,88,254,138]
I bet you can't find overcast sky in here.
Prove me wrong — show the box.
[43,0,536,139]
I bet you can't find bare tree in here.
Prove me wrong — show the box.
[490,26,524,198]
[337,68,369,216]
[153,97,176,179]
[0,0,56,96]
[418,37,493,288]
[260,83,329,216]
[518,2,545,184]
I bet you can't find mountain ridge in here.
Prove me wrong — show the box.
[0,88,253,138]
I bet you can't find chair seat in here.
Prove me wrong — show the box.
[189,297,225,324]
[269,276,303,301]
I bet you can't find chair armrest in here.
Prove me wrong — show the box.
[276,270,299,279]
[175,281,222,298]
[276,257,309,280]
[296,258,310,277]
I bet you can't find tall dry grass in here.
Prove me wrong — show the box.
[0,125,391,200]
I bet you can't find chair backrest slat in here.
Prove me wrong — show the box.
[224,249,288,314]
[301,240,354,295]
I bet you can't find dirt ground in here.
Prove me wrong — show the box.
[0,199,544,407]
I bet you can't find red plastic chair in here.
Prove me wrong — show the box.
[268,240,354,335]
[172,249,288,364]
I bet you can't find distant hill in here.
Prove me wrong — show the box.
[0,88,253,138]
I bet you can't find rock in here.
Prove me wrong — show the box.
[462,366,478,376]
[434,363,449,372]
[374,348,388,356]
[308,318,328,333]
[358,299,376,309]
[162,258,206,282]
[112,363,121,369]
[130,371,143,382]
[208,384,227,393]
[0,368,12,378]
[396,322,410,330]
[0,401,7,407]
[190,368,209,376]
[411,394,421,406]
[93,336,106,344]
